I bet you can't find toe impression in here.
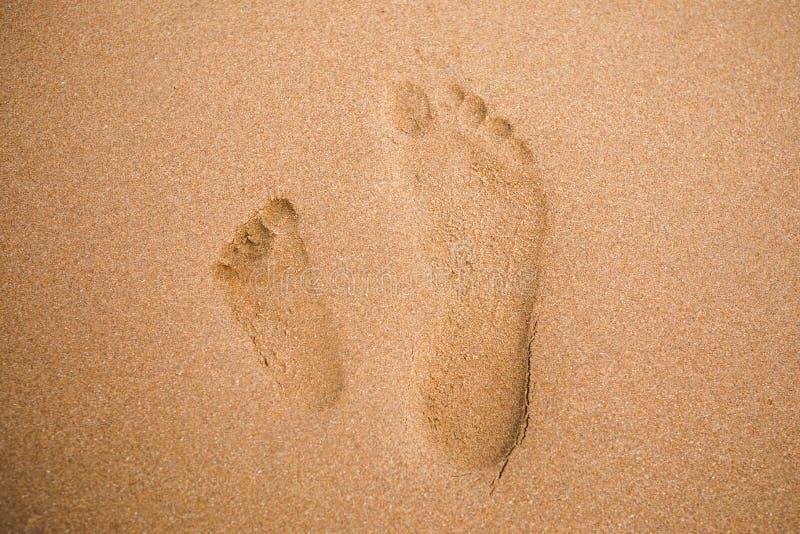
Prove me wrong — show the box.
[386,81,433,137]
[459,94,487,128]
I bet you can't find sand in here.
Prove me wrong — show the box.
[2,1,799,531]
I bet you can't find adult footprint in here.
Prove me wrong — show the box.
[382,80,546,470]
[212,199,343,410]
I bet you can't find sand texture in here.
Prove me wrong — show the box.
[2,1,799,531]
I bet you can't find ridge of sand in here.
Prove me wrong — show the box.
[212,198,343,410]
[382,80,547,470]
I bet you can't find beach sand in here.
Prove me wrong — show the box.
[2,1,798,530]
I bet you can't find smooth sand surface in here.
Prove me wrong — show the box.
[2,2,799,531]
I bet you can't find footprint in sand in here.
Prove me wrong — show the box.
[382,80,546,470]
[212,199,343,410]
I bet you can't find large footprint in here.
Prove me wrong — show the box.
[212,199,344,410]
[382,80,546,470]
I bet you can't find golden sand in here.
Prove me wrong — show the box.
[2,1,798,530]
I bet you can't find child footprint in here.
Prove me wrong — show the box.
[212,199,343,410]
[382,80,546,470]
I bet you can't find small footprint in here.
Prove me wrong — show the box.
[382,80,546,470]
[212,199,343,410]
